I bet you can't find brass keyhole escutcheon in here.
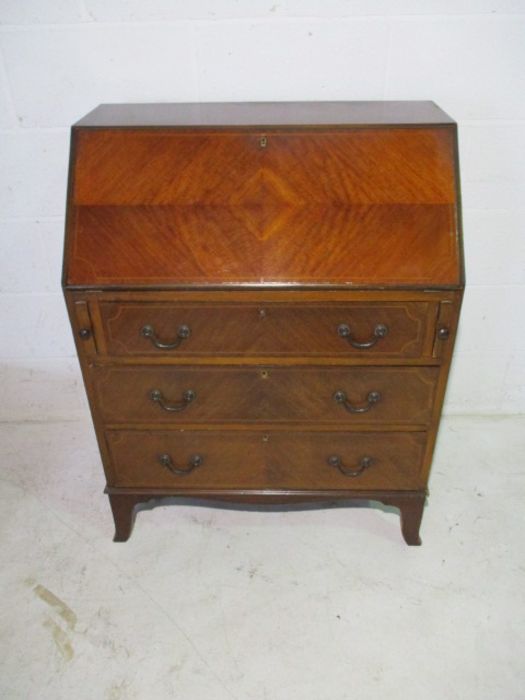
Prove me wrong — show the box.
[260,369,270,380]
[259,135,268,149]
[258,308,267,319]
[262,434,270,443]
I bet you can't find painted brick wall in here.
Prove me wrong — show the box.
[1,1,524,420]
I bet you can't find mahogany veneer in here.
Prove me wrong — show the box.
[98,300,434,358]
[93,365,438,425]
[63,101,464,544]
[105,430,427,491]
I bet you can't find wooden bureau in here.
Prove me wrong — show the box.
[63,101,464,545]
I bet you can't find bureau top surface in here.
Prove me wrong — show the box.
[75,101,454,128]
[64,102,463,290]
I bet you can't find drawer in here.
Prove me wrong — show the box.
[93,365,438,425]
[98,301,435,358]
[105,429,427,490]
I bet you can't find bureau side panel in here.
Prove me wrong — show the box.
[63,290,117,484]
[419,290,464,485]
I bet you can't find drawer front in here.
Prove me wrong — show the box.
[93,365,438,425]
[98,301,434,358]
[105,430,427,490]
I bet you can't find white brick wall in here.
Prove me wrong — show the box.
[0,1,524,419]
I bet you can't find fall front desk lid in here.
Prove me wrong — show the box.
[64,102,462,290]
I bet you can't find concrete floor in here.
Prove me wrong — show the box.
[0,415,523,700]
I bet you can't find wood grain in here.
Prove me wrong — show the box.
[92,365,438,425]
[98,300,433,358]
[63,101,464,545]
[75,101,454,128]
[65,126,461,288]
[105,429,427,490]
[68,203,459,287]
[73,128,455,205]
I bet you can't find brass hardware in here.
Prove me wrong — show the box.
[78,328,92,340]
[159,453,203,476]
[337,323,388,349]
[141,324,190,350]
[437,326,450,340]
[258,308,267,319]
[262,434,270,443]
[260,369,270,379]
[150,388,195,412]
[328,455,372,478]
[259,135,268,149]
[333,390,381,414]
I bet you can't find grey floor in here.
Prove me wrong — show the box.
[0,415,524,699]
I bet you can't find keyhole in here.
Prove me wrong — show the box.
[258,308,266,319]
[260,369,270,380]
[262,434,269,443]
[259,135,268,149]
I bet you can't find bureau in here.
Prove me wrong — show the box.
[63,101,464,545]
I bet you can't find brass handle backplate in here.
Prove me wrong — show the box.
[328,455,372,478]
[333,390,381,414]
[159,453,203,476]
[337,323,388,349]
[141,324,190,350]
[150,388,195,412]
